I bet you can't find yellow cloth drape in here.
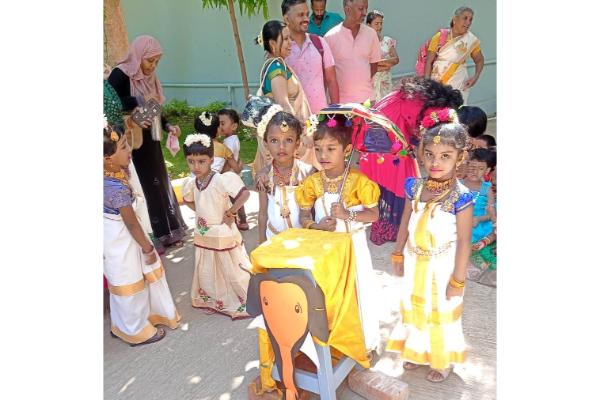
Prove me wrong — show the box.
[251,228,370,389]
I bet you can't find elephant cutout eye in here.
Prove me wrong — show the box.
[263,296,269,306]
[295,303,302,314]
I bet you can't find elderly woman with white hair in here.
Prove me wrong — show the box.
[424,6,484,103]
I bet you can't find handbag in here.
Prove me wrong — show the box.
[124,115,143,150]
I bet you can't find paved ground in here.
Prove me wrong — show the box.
[104,119,497,400]
[104,212,496,400]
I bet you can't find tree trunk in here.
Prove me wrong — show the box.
[104,0,129,69]
[227,0,250,99]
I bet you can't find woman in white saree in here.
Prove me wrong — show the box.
[425,7,484,104]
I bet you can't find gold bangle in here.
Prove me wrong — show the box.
[391,253,404,263]
[303,220,316,229]
[449,276,465,289]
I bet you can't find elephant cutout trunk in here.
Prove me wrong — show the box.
[247,269,329,400]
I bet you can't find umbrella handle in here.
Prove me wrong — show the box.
[336,120,363,204]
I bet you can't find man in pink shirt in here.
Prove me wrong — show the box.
[282,0,339,112]
[324,0,381,103]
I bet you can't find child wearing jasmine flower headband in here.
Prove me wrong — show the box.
[194,111,242,175]
[387,109,474,383]
[241,97,315,245]
[181,132,252,319]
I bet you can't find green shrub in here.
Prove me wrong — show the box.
[162,99,228,122]
[160,99,258,179]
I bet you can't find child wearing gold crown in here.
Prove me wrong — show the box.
[181,132,252,319]
[387,108,474,382]
[103,120,180,346]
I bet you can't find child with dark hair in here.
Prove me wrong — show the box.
[195,111,241,175]
[458,105,487,138]
[463,148,497,273]
[103,122,180,346]
[217,108,249,230]
[456,105,488,179]
[296,113,382,353]
[241,98,314,245]
[181,133,251,319]
[472,133,496,149]
[388,109,473,383]
[252,20,317,176]
[360,76,464,246]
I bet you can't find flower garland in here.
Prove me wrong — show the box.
[185,133,211,148]
[419,108,458,134]
[198,112,213,126]
[257,104,284,138]
[305,114,320,137]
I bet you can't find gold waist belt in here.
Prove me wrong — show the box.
[407,241,455,257]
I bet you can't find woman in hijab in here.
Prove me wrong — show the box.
[107,35,187,252]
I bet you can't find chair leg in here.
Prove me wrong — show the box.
[315,345,336,400]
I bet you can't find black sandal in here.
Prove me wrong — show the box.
[130,327,166,347]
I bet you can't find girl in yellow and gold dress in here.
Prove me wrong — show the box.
[296,113,382,353]
[387,109,474,383]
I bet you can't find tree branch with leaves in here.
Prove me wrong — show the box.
[202,0,269,99]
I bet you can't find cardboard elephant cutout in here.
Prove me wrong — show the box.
[247,269,329,400]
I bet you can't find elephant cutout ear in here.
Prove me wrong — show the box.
[305,282,329,343]
[282,275,329,343]
[246,273,268,317]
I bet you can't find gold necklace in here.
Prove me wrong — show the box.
[273,164,292,187]
[104,169,129,185]
[321,170,344,193]
[196,171,215,191]
[425,177,454,194]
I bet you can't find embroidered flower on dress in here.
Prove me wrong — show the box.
[185,133,211,148]
[196,216,209,236]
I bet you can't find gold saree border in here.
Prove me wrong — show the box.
[111,323,157,344]
[148,309,181,329]
[108,263,167,296]
[385,339,466,366]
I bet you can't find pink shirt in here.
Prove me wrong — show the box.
[285,34,335,112]
[324,23,381,103]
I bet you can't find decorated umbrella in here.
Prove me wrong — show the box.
[307,102,413,202]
